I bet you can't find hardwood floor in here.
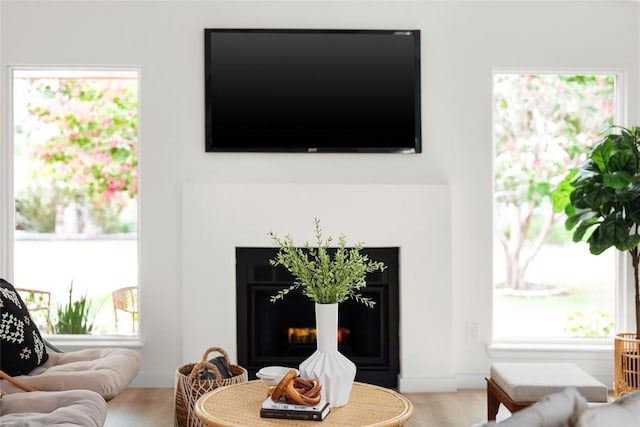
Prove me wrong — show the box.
[105,388,493,427]
[105,388,175,427]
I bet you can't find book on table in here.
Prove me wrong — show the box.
[260,397,331,421]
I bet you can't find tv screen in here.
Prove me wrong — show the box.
[204,29,421,153]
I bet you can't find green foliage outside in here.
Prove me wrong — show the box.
[15,187,57,232]
[16,75,138,234]
[494,74,615,290]
[268,219,386,307]
[47,282,96,334]
[564,310,614,338]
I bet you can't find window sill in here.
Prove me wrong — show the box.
[488,338,613,360]
[44,334,143,351]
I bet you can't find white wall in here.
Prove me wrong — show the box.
[1,0,639,390]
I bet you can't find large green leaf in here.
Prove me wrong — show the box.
[592,213,633,249]
[551,170,577,212]
[609,150,637,173]
[614,234,640,252]
[614,184,640,203]
[571,161,600,185]
[588,227,614,255]
[589,138,614,172]
[603,171,633,189]
[573,184,614,210]
[566,211,598,235]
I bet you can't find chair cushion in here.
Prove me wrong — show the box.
[490,363,608,403]
[0,389,107,427]
[0,278,49,376]
[1,347,141,400]
[571,390,640,427]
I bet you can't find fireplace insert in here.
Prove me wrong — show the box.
[236,247,399,388]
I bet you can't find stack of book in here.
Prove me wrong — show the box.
[260,397,331,421]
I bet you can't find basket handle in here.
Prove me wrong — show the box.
[201,346,231,364]
[187,360,223,383]
[0,370,39,392]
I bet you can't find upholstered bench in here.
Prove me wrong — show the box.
[486,362,608,420]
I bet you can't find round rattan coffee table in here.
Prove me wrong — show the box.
[195,380,413,426]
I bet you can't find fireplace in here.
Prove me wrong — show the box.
[236,247,400,388]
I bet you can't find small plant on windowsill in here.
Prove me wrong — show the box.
[552,125,640,396]
[268,218,386,307]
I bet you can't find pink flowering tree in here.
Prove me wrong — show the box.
[494,75,614,290]
[27,77,138,233]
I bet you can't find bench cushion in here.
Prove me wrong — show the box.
[491,363,608,403]
[1,347,141,400]
[0,389,106,427]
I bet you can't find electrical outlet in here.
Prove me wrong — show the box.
[466,322,479,344]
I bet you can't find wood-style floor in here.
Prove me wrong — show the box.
[105,388,494,427]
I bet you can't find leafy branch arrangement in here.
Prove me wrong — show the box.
[268,219,386,307]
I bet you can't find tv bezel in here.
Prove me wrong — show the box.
[204,28,422,154]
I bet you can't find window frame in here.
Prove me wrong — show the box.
[490,67,629,352]
[2,65,143,347]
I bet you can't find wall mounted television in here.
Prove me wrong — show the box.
[204,29,421,153]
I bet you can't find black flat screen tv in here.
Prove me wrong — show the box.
[204,29,421,153]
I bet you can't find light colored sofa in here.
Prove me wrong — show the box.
[473,387,640,427]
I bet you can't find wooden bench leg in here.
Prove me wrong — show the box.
[486,377,501,420]
[486,377,536,420]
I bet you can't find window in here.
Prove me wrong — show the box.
[10,69,139,336]
[493,73,618,339]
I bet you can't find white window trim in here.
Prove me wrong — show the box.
[2,65,143,345]
[490,68,630,353]
[1,66,15,281]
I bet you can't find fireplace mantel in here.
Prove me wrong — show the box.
[180,183,452,392]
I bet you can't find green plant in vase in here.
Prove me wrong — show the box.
[47,282,95,335]
[269,218,386,307]
[268,218,386,407]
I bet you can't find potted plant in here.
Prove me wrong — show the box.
[552,125,640,396]
[268,218,386,407]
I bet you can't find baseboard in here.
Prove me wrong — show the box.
[456,374,487,389]
[398,376,457,393]
[130,370,175,388]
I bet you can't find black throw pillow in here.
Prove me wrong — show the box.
[0,278,49,376]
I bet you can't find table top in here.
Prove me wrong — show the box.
[195,380,414,427]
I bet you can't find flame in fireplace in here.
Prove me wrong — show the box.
[287,327,351,344]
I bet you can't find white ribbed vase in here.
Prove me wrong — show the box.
[299,303,356,408]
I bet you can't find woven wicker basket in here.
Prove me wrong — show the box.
[174,347,248,427]
[614,333,640,398]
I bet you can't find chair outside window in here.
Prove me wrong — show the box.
[16,288,51,333]
[112,286,138,334]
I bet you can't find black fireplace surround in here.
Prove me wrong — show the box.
[236,247,400,388]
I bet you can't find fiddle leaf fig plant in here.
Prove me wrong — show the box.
[268,218,386,308]
[552,125,640,338]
